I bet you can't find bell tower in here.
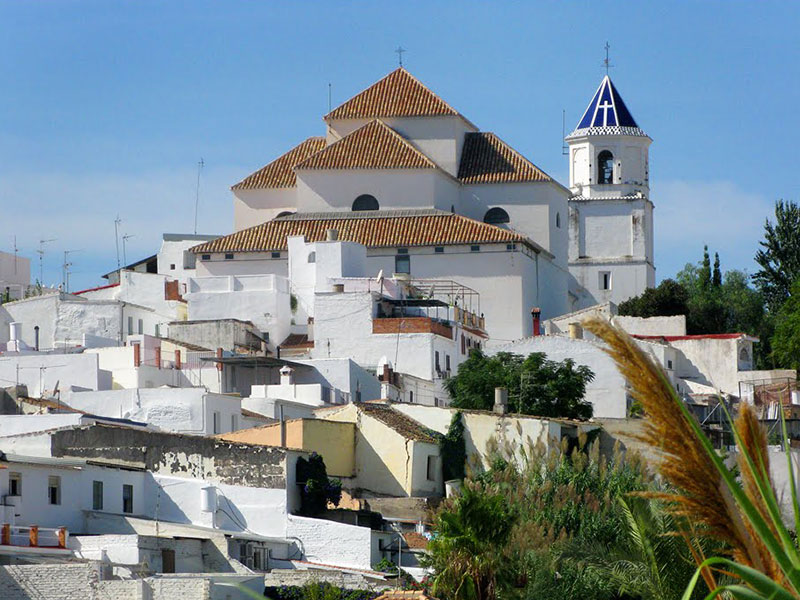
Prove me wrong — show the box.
[565,76,655,309]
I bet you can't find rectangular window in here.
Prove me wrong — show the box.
[271,252,281,259]
[396,248,408,254]
[213,411,221,434]
[435,351,441,372]
[231,414,238,432]
[122,484,133,514]
[162,549,176,574]
[9,472,21,496]
[169,263,176,270]
[667,359,674,370]
[225,253,234,260]
[434,246,444,254]
[445,354,451,372]
[137,319,143,335]
[127,316,133,335]
[506,243,516,251]
[409,391,414,403]
[395,255,410,274]
[48,476,61,505]
[600,271,612,290]
[201,254,211,261]
[93,480,104,510]
[426,456,437,481]
[470,245,480,252]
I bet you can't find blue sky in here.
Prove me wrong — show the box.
[1,1,798,291]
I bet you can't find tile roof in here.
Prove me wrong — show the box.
[375,591,434,600]
[359,403,441,444]
[458,132,552,184]
[295,120,436,171]
[232,137,326,190]
[325,67,459,120]
[190,210,532,254]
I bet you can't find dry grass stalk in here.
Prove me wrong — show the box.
[583,317,781,581]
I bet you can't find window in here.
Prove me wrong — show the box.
[600,271,612,290]
[396,248,408,254]
[276,211,295,218]
[395,255,410,274]
[667,360,674,370]
[9,472,21,496]
[201,254,211,261]
[470,245,480,252]
[271,252,281,259]
[352,194,379,211]
[409,391,414,403]
[483,207,510,225]
[231,414,238,432]
[435,351,441,372]
[445,354,451,372]
[307,252,316,264]
[122,484,133,514]
[506,243,516,251]
[434,246,444,254]
[137,319,143,335]
[213,411,221,434]
[556,212,561,228]
[597,150,614,184]
[162,549,176,574]
[426,455,437,481]
[93,481,104,510]
[169,263,176,270]
[461,334,466,355]
[127,316,133,335]
[48,476,61,505]
[224,253,234,260]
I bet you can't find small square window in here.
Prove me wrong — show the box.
[506,243,516,251]
[93,480,104,511]
[271,252,281,259]
[397,248,408,254]
[122,484,133,514]
[426,456,437,481]
[169,264,176,270]
[48,476,61,505]
[201,254,211,261]
[470,245,480,252]
[434,247,444,254]
[224,253,234,260]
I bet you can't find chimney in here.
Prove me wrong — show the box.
[531,308,541,337]
[280,365,294,385]
[326,228,339,241]
[568,322,583,340]
[382,363,391,383]
[494,387,508,415]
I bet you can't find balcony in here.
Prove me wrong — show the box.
[1,524,70,553]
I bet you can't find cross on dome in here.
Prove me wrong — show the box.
[569,75,648,138]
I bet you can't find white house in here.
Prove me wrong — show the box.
[0,250,31,301]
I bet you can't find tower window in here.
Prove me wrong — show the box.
[352,194,379,211]
[597,151,614,184]
[483,207,510,225]
[600,271,612,290]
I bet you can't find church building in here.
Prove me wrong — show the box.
[193,67,654,341]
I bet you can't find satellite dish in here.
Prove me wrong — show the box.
[375,269,384,283]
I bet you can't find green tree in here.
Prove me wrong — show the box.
[440,411,467,481]
[771,278,800,372]
[444,350,594,420]
[618,278,689,318]
[754,200,800,312]
[296,453,341,516]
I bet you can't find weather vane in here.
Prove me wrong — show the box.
[395,46,406,67]
[603,41,614,76]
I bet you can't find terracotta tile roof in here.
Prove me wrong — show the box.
[295,120,436,171]
[190,210,531,254]
[458,132,552,184]
[280,333,314,348]
[232,137,326,190]
[325,67,459,120]
[402,531,430,550]
[359,403,441,444]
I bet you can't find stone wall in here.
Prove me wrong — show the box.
[265,568,389,591]
[0,563,100,600]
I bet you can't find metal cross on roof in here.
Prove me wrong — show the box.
[603,41,614,75]
[395,46,406,67]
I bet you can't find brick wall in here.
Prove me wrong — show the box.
[372,318,452,339]
[0,563,101,600]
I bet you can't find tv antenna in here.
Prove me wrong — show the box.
[114,216,122,270]
[561,109,569,155]
[603,41,614,76]
[328,83,332,113]
[193,157,204,234]
[62,249,81,293]
[395,46,406,67]
[122,234,135,266]
[37,238,56,285]
[12,235,18,274]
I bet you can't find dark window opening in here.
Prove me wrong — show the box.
[395,255,410,274]
[271,252,281,259]
[9,473,20,496]
[201,254,211,261]
[483,207,510,225]
[470,245,480,252]
[48,476,60,505]
[426,456,437,481]
[276,211,295,218]
[224,253,234,260]
[122,484,134,514]
[93,481,103,511]
[397,248,408,254]
[434,247,444,254]
[597,150,614,184]
[352,194,379,211]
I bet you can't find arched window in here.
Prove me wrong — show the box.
[597,150,614,184]
[483,207,510,225]
[352,194,379,211]
[307,252,316,264]
[276,211,295,218]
